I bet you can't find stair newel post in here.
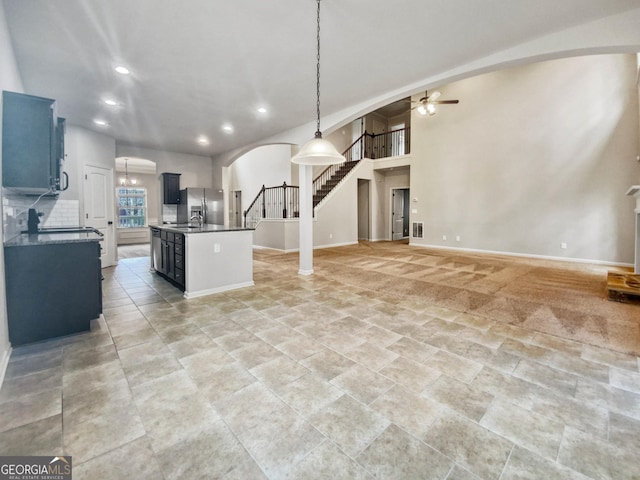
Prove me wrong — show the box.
[260,185,266,219]
[282,182,288,219]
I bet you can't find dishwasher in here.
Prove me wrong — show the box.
[151,227,162,271]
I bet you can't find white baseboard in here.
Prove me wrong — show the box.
[409,242,634,268]
[183,281,255,299]
[252,241,358,254]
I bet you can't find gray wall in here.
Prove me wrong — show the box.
[410,54,640,264]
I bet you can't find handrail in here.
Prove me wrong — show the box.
[244,182,300,228]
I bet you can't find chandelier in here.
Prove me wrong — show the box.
[120,158,137,186]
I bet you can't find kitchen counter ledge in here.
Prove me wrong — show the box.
[5,231,103,247]
[153,224,254,234]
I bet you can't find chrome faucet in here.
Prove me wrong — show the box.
[190,213,203,227]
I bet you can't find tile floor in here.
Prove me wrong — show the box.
[1,248,640,479]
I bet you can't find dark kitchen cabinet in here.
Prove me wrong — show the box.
[2,90,66,194]
[162,172,181,204]
[4,240,102,346]
[159,230,185,290]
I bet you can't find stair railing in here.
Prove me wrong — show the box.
[244,182,299,228]
[244,127,410,227]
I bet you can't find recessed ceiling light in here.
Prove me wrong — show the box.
[94,119,108,126]
[114,66,130,75]
[257,107,267,114]
[197,136,210,145]
[222,124,234,133]
[104,99,118,106]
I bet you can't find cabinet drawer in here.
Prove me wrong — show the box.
[174,253,184,269]
[174,234,184,246]
[174,268,184,286]
[174,243,184,255]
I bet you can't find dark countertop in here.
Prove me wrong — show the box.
[150,224,254,234]
[4,228,103,247]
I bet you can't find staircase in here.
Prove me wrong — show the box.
[244,127,410,226]
[312,160,360,208]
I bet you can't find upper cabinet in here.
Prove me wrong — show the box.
[2,90,67,195]
[162,172,181,204]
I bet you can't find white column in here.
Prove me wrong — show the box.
[298,164,314,275]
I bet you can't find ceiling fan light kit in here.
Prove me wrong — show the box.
[414,90,459,116]
[291,0,345,166]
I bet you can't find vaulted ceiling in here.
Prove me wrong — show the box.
[3,0,640,159]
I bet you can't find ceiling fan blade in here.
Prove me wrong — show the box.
[427,91,441,101]
[433,100,459,104]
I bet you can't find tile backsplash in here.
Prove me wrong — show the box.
[162,204,177,224]
[3,192,80,240]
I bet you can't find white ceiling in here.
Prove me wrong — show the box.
[3,0,640,159]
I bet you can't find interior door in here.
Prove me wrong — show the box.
[402,188,410,237]
[358,179,370,240]
[392,188,410,240]
[392,189,404,240]
[233,191,242,227]
[84,165,116,267]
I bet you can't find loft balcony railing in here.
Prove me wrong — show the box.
[244,127,410,227]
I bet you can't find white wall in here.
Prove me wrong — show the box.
[66,126,117,263]
[0,0,24,384]
[226,144,294,219]
[410,54,640,264]
[253,219,299,252]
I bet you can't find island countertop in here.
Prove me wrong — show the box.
[151,224,254,234]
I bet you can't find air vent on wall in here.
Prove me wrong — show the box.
[412,222,423,239]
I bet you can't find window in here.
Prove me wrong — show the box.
[116,187,147,227]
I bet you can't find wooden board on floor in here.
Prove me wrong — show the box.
[607,271,640,303]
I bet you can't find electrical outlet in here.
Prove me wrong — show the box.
[561,242,567,249]
[214,243,221,253]
[456,235,461,242]
[442,235,447,241]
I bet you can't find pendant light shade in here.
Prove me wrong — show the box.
[291,0,345,166]
[291,133,345,165]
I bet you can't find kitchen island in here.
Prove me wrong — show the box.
[150,224,254,298]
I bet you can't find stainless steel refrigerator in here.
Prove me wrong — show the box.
[177,188,224,225]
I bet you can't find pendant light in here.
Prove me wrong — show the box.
[291,0,345,166]
[120,158,137,186]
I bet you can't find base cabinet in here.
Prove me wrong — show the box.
[4,241,102,346]
[158,230,185,290]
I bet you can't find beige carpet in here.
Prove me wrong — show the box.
[255,241,640,355]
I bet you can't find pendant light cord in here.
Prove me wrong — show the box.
[315,0,322,139]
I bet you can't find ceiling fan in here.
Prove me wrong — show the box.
[413,91,459,116]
